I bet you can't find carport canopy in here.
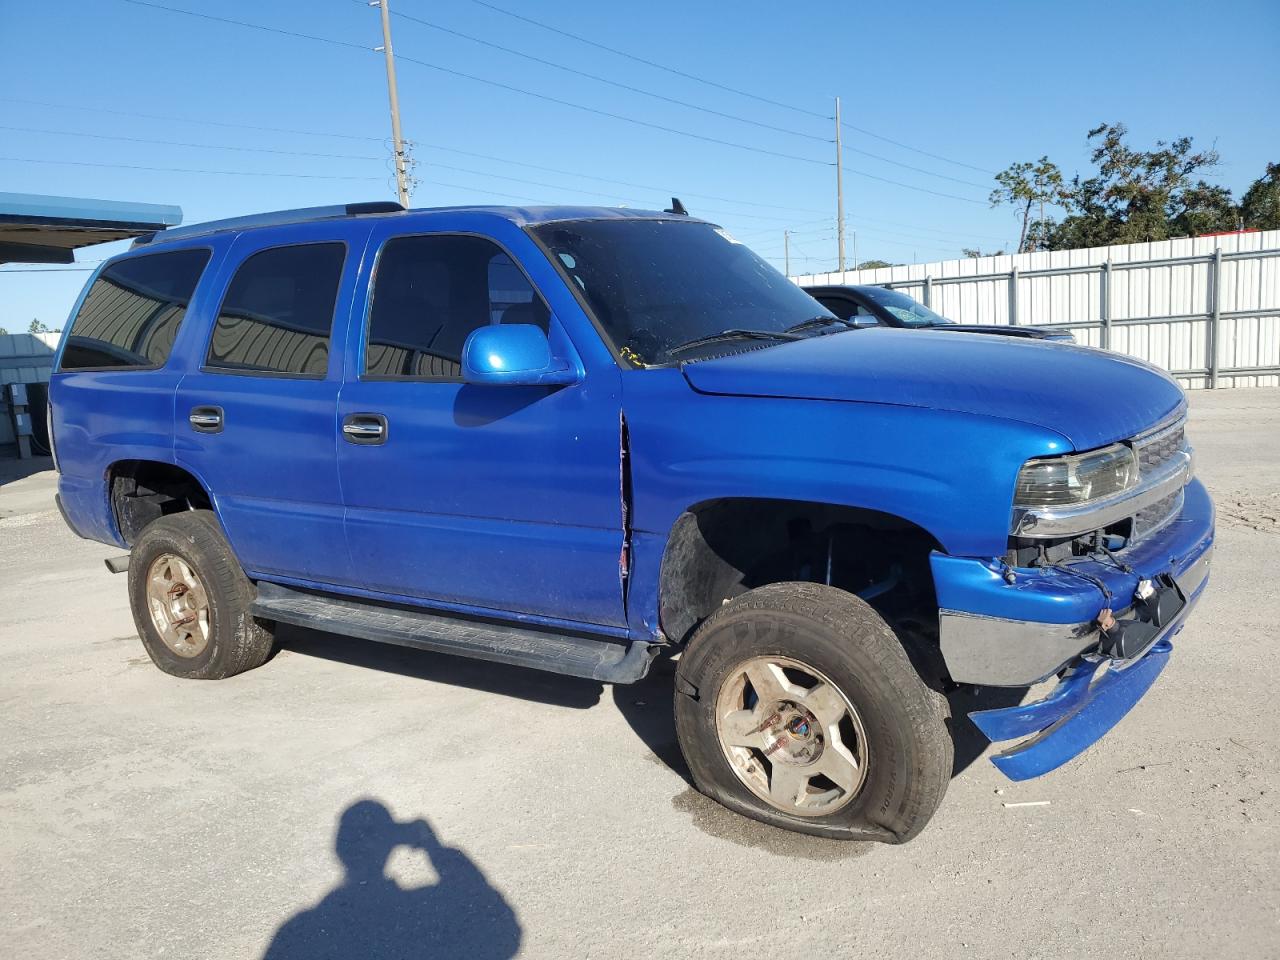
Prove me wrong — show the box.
[0,192,182,265]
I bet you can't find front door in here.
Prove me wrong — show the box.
[174,224,366,587]
[336,228,626,628]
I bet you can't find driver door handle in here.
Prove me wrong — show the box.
[342,413,388,445]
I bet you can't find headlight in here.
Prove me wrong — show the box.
[1014,443,1137,508]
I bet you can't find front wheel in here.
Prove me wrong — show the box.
[673,582,951,843]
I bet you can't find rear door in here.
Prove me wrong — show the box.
[335,222,626,628]
[174,222,370,588]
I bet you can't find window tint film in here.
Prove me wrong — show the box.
[530,219,831,364]
[365,235,548,379]
[60,249,211,370]
[207,242,346,375]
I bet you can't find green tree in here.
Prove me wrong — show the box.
[961,248,1006,259]
[989,156,1064,253]
[855,259,895,270]
[29,319,53,334]
[1241,162,1280,230]
[1051,123,1222,247]
[1171,181,1239,237]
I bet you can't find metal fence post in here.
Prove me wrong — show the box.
[1209,247,1222,388]
[922,274,933,308]
[1100,260,1111,349]
[1008,267,1019,326]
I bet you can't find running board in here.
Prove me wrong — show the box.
[251,582,656,683]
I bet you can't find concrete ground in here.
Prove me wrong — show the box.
[2,390,1277,959]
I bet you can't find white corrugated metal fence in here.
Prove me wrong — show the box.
[793,229,1280,389]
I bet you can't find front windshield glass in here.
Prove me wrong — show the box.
[530,218,835,364]
[859,287,953,327]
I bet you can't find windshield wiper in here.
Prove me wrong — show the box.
[784,315,857,334]
[665,328,804,359]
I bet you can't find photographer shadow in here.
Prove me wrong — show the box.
[263,800,520,960]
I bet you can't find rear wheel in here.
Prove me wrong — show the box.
[127,511,275,679]
[674,582,951,843]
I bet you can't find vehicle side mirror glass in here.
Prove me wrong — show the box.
[461,324,580,386]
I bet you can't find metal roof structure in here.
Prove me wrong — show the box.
[0,192,183,265]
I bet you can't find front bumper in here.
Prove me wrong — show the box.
[930,477,1214,780]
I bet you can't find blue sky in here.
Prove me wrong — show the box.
[2,0,1277,328]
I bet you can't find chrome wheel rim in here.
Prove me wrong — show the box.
[714,655,868,816]
[145,553,211,658]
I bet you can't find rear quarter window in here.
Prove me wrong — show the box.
[59,249,212,370]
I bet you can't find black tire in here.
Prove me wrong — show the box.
[127,511,275,680]
[673,582,951,843]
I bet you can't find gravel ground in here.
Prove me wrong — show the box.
[2,389,1277,959]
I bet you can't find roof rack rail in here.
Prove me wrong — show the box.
[132,200,405,248]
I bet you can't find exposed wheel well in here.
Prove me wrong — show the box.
[658,498,943,658]
[108,460,212,545]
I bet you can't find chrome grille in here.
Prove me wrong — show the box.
[1134,488,1184,539]
[1136,420,1186,473]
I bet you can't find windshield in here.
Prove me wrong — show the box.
[859,287,953,327]
[530,218,835,364]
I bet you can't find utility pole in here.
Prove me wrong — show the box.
[834,96,846,274]
[784,230,791,277]
[374,0,411,207]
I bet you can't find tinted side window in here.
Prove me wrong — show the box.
[60,249,211,370]
[206,242,346,376]
[365,235,548,379]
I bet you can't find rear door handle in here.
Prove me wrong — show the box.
[189,406,223,433]
[342,413,388,445]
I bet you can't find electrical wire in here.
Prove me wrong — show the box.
[119,0,367,51]
[0,124,383,162]
[392,10,829,142]
[392,52,832,167]
[460,0,997,174]
[118,0,994,204]
[2,96,828,217]
[456,0,832,120]
[400,9,991,191]
[842,121,996,176]
[840,166,986,205]
[0,96,385,143]
[0,155,380,180]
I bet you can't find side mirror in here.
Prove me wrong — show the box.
[461,324,580,387]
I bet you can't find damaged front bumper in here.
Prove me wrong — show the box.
[929,478,1214,780]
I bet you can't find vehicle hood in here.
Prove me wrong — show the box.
[679,328,1184,450]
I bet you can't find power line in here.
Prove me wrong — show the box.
[392,9,829,142]
[119,0,366,51]
[412,143,830,214]
[840,165,986,205]
[393,52,831,167]
[459,0,995,174]
[406,10,994,191]
[0,124,382,162]
[118,0,993,206]
[0,96,385,143]
[457,0,831,120]
[420,160,798,222]
[0,155,380,180]
[118,0,832,168]
[2,97,827,217]
[841,143,989,189]
[842,121,996,176]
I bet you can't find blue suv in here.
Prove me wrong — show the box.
[49,203,1213,843]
